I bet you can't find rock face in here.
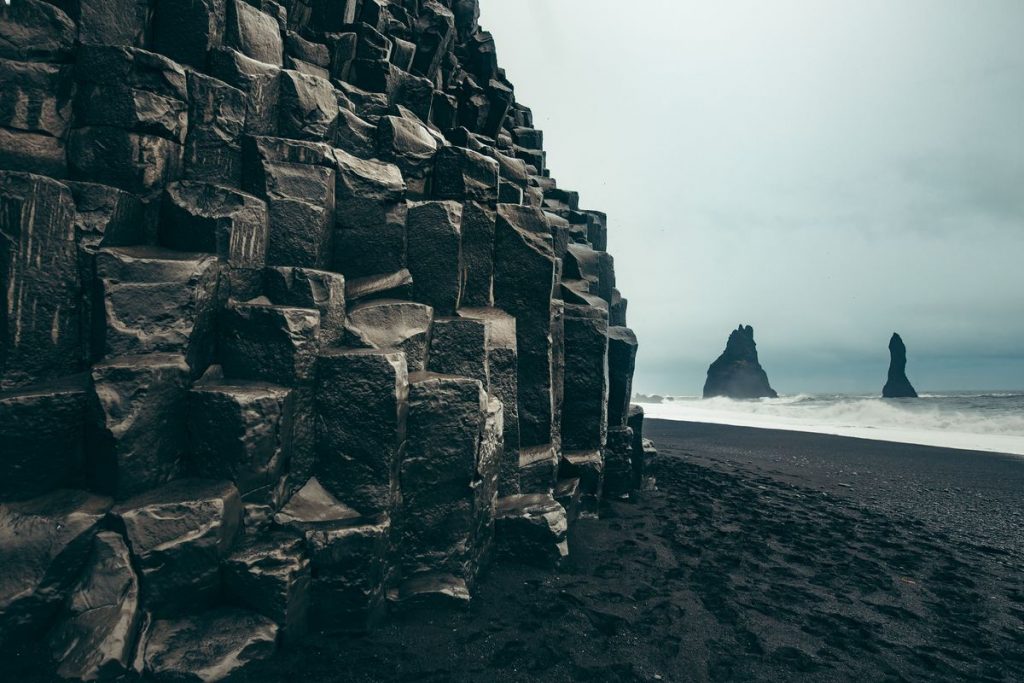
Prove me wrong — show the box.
[137,608,278,681]
[48,531,141,681]
[703,325,778,399]
[882,332,918,398]
[0,490,111,645]
[0,0,656,678]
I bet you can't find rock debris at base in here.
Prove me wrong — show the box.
[0,0,656,679]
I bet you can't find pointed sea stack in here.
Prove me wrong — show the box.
[703,325,778,399]
[882,333,918,398]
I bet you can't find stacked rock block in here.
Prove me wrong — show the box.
[0,0,657,678]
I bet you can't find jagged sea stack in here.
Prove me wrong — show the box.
[0,0,657,678]
[882,333,918,398]
[703,325,778,399]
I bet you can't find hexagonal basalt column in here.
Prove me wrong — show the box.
[561,303,609,452]
[0,172,82,390]
[315,349,408,516]
[112,479,242,616]
[398,372,496,592]
[429,310,520,495]
[493,204,557,449]
[88,353,191,499]
[94,247,221,378]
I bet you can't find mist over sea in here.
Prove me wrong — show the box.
[637,392,1024,456]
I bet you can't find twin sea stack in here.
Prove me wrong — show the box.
[0,0,655,679]
[702,328,921,400]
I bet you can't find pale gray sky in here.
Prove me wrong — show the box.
[481,0,1024,395]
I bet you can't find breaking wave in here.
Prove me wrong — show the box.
[636,392,1024,456]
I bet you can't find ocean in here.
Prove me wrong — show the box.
[636,392,1024,456]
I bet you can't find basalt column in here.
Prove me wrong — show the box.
[0,0,653,678]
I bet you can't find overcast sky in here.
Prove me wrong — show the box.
[480,0,1024,395]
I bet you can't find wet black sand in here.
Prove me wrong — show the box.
[14,421,1024,681]
[645,420,1024,557]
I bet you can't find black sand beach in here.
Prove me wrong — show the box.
[645,420,1024,557]
[234,420,1024,682]
[13,420,1024,682]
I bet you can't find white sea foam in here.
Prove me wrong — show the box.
[637,392,1024,456]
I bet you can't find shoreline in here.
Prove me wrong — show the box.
[644,419,1024,556]
[636,399,1024,456]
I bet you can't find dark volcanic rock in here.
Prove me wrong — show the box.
[279,70,339,142]
[0,0,76,64]
[398,372,490,586]
[273,477,362,531]
[67,126,183,194]
[703,324,778,399]
[344,268,414,303]
[603,425,635,500]
[429,310,520,496]
[0,375,89,501]
[68,46,189,193]
[882,332,918,398]
[259,160,337,270]
[62,0,150,48]
[561,303,609,451]
[225,0,284,67]
[0,490,111,645]
[432,145,498,204]
[518,443,559,496]
[344,299,433,371]
[48,531,141,681]
[207,48,282,137]
[223,531,310,644]
[559,450,604,517]
[264,266,346,346]
[406,199,463,315]
[375,115,438,199]
[184,71,247,187]
[72,46,188,143]
[493,493,568,568]
[330,150,407,279]
[137,608,278,681]
[0,0,649,673]
[0,59,74,177]
[112,479,242,616]
[159,181,269,268]
[151,0,226,69]
[93,247,221,375]
[315,349,408,515]
[66,180,146,250]
[457,201,498,308]
[88,353,191,498]
[0,172,82,389]
[220,300,321,385]
[305,518,390,632]
[187,379,296,498]
[607,326,638,425]
[493,204,557,448]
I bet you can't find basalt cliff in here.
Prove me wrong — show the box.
[0,0,654,679]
